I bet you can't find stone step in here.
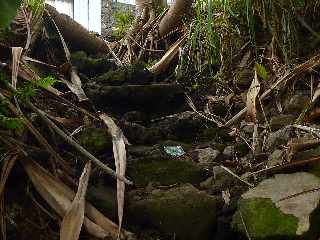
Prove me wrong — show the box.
[86,83,187,115]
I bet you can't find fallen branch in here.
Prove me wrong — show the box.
[27,102,132,185]
[45,4,111,54]
[225,53,320,127]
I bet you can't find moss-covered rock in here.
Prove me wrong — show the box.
[76,127,112,154]
[71,51,116,77]
[86,184,117,221]
[293,145,320,161]
[86,84,186,116]
[265,128,293,152]
[200,127,234,143]
[233,198,298,240]
[235,68,253,88]
[232,172,320,240]
[93,64,152,86]
[127,154,208,187]
[284,94,310,116]
[127,184,219,240]
[122,122,165,145]
[270,114,296,131]
[153,111,208,143]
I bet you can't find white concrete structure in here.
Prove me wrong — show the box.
[46,0,102,33]
[46,0,174,34]
[117,0,174,5]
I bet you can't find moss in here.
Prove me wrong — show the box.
[128,157,208,187]
[270,114,296,131]
[86,83,185,116]
[235,69,253,87]
[94,63,151,86]
[71,51,115,77]
[232,198,298,240]
[86,185,117,220]
[235,142,250,157]
[76,127,112,154]
[128,184,218,240]
[200,127,233,143]
[211,143,226,152]
[293,146,320,161]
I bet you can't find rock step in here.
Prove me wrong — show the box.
[85,83,186,115]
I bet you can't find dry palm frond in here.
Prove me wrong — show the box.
[10,0,45,49]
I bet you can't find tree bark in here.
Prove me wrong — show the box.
[45,4,110,55]
[159,0,193,37]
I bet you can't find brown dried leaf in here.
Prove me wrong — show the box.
[286,138,320,162]
[0,154,18,240]
[46,11,88,101]
[20,157,128,239]
[0,155,18,198]
[226,53,320,127]
[246,70,260,122]
[60,162,91,240]
[312,82,320,104]
[99,113,127,235]
[11,47,23,90]
[148,35,186,75]
[68,68,88,102]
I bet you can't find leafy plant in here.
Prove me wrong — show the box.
[24,0,45,14]
[255,63,268,80]
[0,0,22,29]
[112,11,135,39]
[0,112,23,129]
[16,75,60,98]
[0,72,59,130]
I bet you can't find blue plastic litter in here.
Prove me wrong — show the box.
[164,146,185,157]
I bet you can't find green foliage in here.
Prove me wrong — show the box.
[0,72,58,130]
[24,0,45,14]
[0,0,22,29]
[0,72,23,129]
[255,63,268,80]
[179,0,243,89]
[0,112,23,129]
[16,76,60,98]
[113,11,134,39]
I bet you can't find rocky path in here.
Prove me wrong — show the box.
[71,51,320,240]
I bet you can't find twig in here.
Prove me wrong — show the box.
[240,211,252,240]
[220,165,254,187]
[292,124,320,138]
[27,102,133,185]
[225,53,320,127]
[103,40,123,66]
[0,92,66,174]
[248,155,320,176]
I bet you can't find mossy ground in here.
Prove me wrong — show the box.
[232,198,298,240]
[128,157,208,187]
[127,184,218,240]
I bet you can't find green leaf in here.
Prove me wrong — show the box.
[0,114,23,129]
[0,0,22,29]
[255,63,268,80]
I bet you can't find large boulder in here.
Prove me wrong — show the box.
[232,172,320,240]
[128,184,220,240]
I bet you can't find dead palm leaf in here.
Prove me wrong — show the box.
[60,161,91,240]
[99,113,128,236]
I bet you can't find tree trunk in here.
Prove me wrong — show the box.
[159,0,193,37]
[45,4,110,54]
